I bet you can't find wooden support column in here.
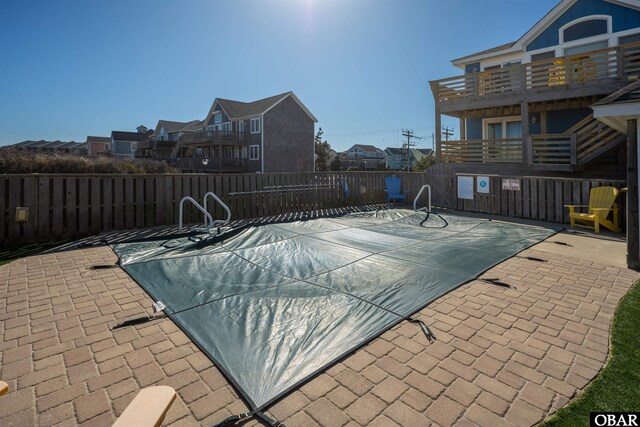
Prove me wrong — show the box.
[460,117,466,141]
[435,109,442,162]
[521,101,530,166]
[627,119,640,269]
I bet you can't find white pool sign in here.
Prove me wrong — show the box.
[502,178,521,191]
[477,176,490,194]
[457,176,474,200]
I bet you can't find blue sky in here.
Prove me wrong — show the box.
[0,0,559,152]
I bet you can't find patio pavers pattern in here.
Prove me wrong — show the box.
[0,243,638,426]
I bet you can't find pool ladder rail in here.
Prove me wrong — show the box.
[413,184,431,213]
[179,192,232,233]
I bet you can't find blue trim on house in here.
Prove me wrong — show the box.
[526,0,640,52]
[466,119,483,139]
[546,108,591,133]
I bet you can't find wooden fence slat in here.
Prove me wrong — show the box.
[7,177,22,242]
[66,177,78,238]
[52,177,64,238]
[78,177,89,236]
[91,177,101,234]
[22,177,37,241]
[103,177,113,232]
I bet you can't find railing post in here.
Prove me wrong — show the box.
[570,133,578,167]
[616,44,624,78]
[521,101,530,166]
[473,72,480,97]
[527,136,534,167]
[564,57,572,85]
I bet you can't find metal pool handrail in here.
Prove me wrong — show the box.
[413,185,431,213]
[179,197,214,233]
[203,192,232,227]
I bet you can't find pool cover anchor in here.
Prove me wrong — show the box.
[110,301,167,330]
[479,277,515,289]
[408,318,436,343]
[213,410,285,427]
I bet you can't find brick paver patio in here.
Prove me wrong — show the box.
[0,233,638,426]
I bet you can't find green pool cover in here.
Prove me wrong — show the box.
[113,209,555,411]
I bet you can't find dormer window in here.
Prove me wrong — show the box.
[213,112,222,125]
[560,17,610,43]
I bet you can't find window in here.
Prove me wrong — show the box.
[531,51,555,62]
[221,122,231,133]
[249,145,260,160]
[104,143,110,151]
[238,120,245,132]
[213,113,222,125]
[131,142,138,153]
[250,117,261,134]
[483,117,522,140]
[562,19,608,43]
[620,33,640,45]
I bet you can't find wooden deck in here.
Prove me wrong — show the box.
[430,41,640,113]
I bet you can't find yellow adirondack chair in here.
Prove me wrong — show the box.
[565,186,621,233]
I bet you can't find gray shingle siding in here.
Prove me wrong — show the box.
[263,96,314,173]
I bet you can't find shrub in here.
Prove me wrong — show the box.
[0,149,179,174]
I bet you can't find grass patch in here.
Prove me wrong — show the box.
[0,240,68,266]
[540,280,640,426]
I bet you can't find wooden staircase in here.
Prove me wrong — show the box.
[566,115,626,169]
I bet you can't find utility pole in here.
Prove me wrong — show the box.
[442,126,454,141]
[402,129,417,172]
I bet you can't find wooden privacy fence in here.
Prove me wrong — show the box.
[0,170,627,245]
[0,172,428,245]
[422,164,626,225]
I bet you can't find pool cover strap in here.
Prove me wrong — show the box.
[408,318,437,343]
[212,410,285,427]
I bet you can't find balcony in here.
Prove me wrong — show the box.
[430,41,640,112]
[179,130,248,145]
[440,115,626,171]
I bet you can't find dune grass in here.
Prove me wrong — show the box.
[0,148,178,174]
[539,280,640,426]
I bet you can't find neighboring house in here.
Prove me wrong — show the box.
[86,136,112,156]
[412,148,434,162]
[7,140,87,155]
[429,0,640,178]
[384,147,411,170]
[342,144,386,170]
[384,147,435,170]
[172,91,317,173]
[111,127,152,160]
[137,120,203,160]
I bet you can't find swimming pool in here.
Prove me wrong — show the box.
[113,209,555,414]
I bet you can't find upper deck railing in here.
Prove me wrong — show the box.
[430,41,640,104]
[179,130,248,145]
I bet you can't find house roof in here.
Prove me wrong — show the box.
[348,144,382,153]
[593,79,640,106]
[10,140,87,150]
[86,136,111,143]
[154,119,202,134]
[111,131,151,142]
[415,148,433,155]
[385,147,407,155]
[451,0,640,67]
[205,91,318,124]
[452,41,517,64]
